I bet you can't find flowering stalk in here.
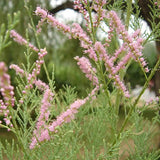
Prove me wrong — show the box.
[94,41,130,97]
[10,30,39,52]
[74,0,105,41]
[35,7,130,97]
[0,62,15,107]
[9,28,56,149]
[0,62,14,130]
[107,11,149,74]
[74,56,99,87]
[30,99,86,149]
[9,28,53,146]
[9,44,48,103]
[29,89,54,149]
[29,85,99,149]
[3,1,158,156]
[110,56,160,153]
[74,0,94,37]
[10,64,49,91]
[35,5,152,98]
[35,7,98,62]
[35,7,70,34]
[30,97,86,149]
[92,0,106,29]
[24,48,47,90]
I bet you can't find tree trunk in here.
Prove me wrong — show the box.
[138,0,160,97]
[155,41,160,97]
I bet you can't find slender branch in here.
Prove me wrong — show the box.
[125,0,132,30]
[111,56,160,149]
[49,0,160,96]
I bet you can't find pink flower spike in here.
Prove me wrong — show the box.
[35,7,71,33]
[75,56,99,87]
[10,30,39,52]
[35,7,48,18]
[0,62,15,107]
[29,89,54,149]
[107,10,149,73]
[10,64,49,91]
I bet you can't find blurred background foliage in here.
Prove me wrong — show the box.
[0,0,158,97]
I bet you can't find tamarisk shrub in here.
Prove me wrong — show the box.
[0,0,159,159]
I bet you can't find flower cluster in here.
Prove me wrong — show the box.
[74,0,91,31]
[35,5,150,98]
[75,56,99,87]
[30,86,99,149]
[4,0,152,150]
[30,89,54,149]
[8,6,100,149]
[74,0,105,32]
[92,0,106,28]
[94,41,130,97]
[71,23,98,61]
[0,62,14,130]
[0,100,13,130]
[10,30,39,52]
[107,11,149,73]
[24,48,47,90]
[35,7,70,34]
[0,62,15,107]
[9,27,91,150]
[10,64,49,91]
[48,99,86,131]
[71,23,92,48]
[35,7,95,61]
[10,29,51,105]
[13,48,47,104]
[9,64,25,76]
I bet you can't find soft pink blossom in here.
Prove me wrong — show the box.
[74,56,99,86]
[10,30,39,52]
[29,89,54,149]
[0,62,15,107]
[107,11,149,73]
[35,7,70,33]
[0,62,14,129]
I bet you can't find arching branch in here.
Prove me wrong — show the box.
[50,1,76,13]
[49,0,160,96]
